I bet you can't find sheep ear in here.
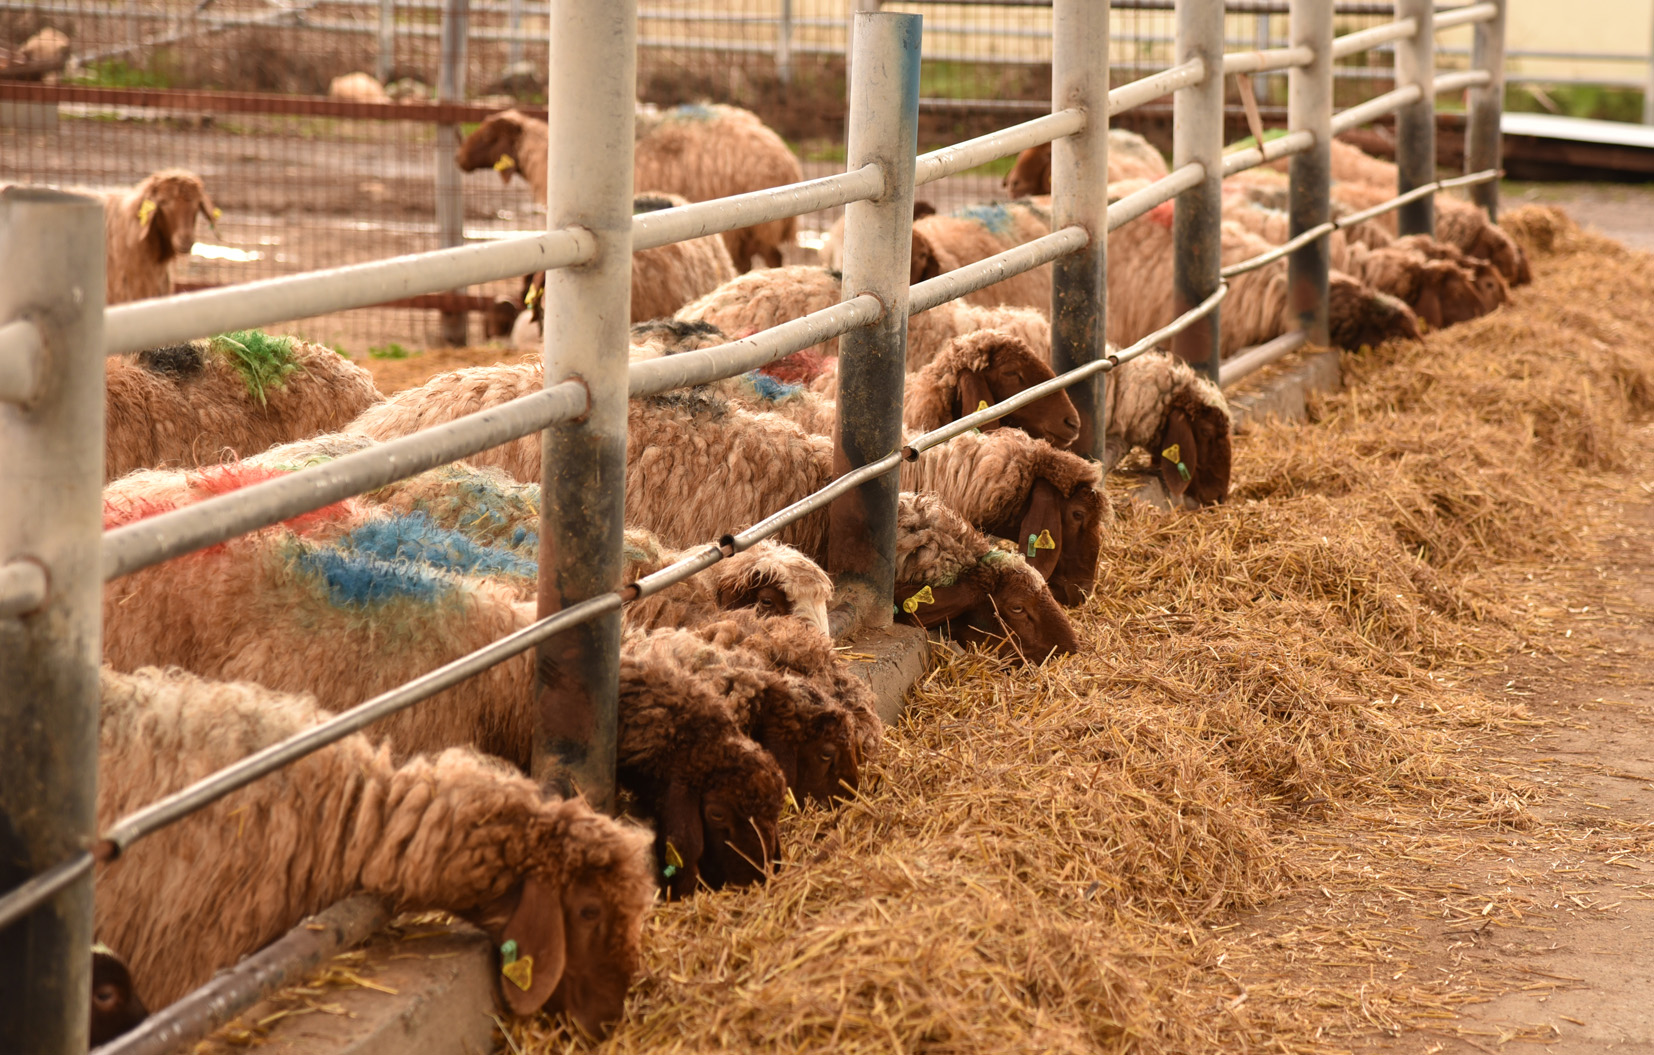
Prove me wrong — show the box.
[912,200,937,220]
[1017,479,1064,580]
[955,370,1000,430]
[910,230,941,285]
[896,581,984,627]
[197,190,221,237]
[1413,283,1443,330]
[1156,407,1198,502]
[659,777,704,900]
[497,876,566,1016]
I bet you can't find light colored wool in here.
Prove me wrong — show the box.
[900,427,1101,536]
[106,336,382,481]
[94,168,220,304]
[623,529,834,638]
[674,264,1052,374]
[1000,128,1170,197]
[95,666,654,1023]
[629,192,740,321]
[906,201,1055,309]
[347,355,545,481]
[328,72,390,103]
[1101,350,1229,469]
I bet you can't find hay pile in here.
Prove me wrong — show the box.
[502,204,1654,1054]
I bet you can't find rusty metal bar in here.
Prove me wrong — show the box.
[1051,0,1111,462]
[1171,0,1223,383]
[1396,0,1436,236]
[532,0,636,811]
[1466,0,1507,216]
[0,187,106,1054]
[830,9,921,631]
[1288,0,1333,346]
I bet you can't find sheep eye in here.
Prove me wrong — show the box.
[1009,604,1025,615]
[705,805,733,826]
[579,905,602,922]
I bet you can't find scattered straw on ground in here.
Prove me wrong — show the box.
[502,204,1654,1054]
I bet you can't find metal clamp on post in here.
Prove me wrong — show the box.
[1050,0,1110,462]
[830,10,921,633]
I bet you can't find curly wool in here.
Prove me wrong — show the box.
[900,427,1102,534]
[106,337,381,481]
[909,201,1054,309]
[95,666,653,1010]
[623,528,834,637]
[902,328,1054,434]
[1100,350,1230,469]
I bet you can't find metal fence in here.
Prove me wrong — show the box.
[0,0,1507,1049]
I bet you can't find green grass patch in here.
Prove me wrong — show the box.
[211,330,300,405]
[67,59,172,90]
[1228,127,1293,151]
[369,342,413,360]
[1507,83,1645,124]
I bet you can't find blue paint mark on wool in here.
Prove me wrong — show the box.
[296,547,449,608]
[671,102,720,122]
[338,513,539,581]
[954,202,1014,236]
[744,370,802,403]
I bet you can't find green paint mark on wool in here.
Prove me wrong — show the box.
[211,330,301,406]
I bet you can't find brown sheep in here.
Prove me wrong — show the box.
[1001,128,1171,197]
[456,105,803,272]
[94,666,655,1034]
[89,947,147,1047]
[96,168,220,304]
[901,328,1080,448]
[106,333,382,481]
[1100,350,1233,508]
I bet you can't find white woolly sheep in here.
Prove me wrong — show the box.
[94,665,655,1034]
[95,168,221,304]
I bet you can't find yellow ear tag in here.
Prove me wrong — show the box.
[1033,529,1056,550]
[663,840,684,869]
[901,585,934,614]
[524,283,541,307]
[211,207,222,221]
[501,955,534,991]
[1161,443,1181,464]
[137,199,156,228]
[494,154,516,172]
[976,400,989,413]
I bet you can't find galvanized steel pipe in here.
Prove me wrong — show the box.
[1396,0,1436,236]
[1288,0,1333,345]
[909,227,1089,314]
[1220,128,1315,178]
[914,109,1084,186]
[1330,84,1424,136]
[532,0,637,811]
[1171,0,1225,384]
[631,165,884,250]
[1108,58,1205,116]
[830,11,921,631]
[1222,44,1315,75]
[1219,330,1310,388]
[1465,0,1506,217]
[1432,2,1498,31]
[1051,0,1112,462]
[0,186,106,1053]
[1329,17,1417,60]
[1106,164,1204,230]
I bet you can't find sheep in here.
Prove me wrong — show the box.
[106,331,382,480]
[1104,183,1421,357]
[892,491,1079,657]
[1101,350,1233,507]
[455,104,803,272]
[511,193,740,344]
[674,263,1053,372]
[96,168,221,304]
[328,71,390,103]
[94,665,655,1034]
[99,483,785,902]
[1001,128,1172,197]
[90,946,147,1047]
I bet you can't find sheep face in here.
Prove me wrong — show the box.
[90,947,148,1047]
[760,689,860,805]
[1156,394,1232,507]
[539,873,641,1039]
[456,111,525,180]
[141,171,218,260]
[992,478,1104,607]
[1327,274,1421,350]
[898,558,1077,662]
[1003,143,1052,198]
[1410,260,1492,330]
[1470,224,1531,286]
[655,744,784,898]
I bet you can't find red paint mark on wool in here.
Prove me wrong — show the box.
[1148,201,1175,230]
[103,495,180,531]
[190,464,354,535]
[760,349,833,384]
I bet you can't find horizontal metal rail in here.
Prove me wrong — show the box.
[1431,68,1493,93]
[1220,129,1316,178]
[1106,163,1207,230]
[1432,2,1498,30]
[1331,17,1419,60]
[1330,83,1424,136]
[1222,44,1316,75]
[915,109,1085,186]
[1109,58,1208,116]
[633,165,883,252]
[1219,330,1310,388]
[908,227,1090,313]
[104,228,594,357]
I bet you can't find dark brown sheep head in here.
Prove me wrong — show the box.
[90,946,147,1047]
[999,478,1105,606]
[456,109,528,181]
[657,740,784,899]
[751,679,860,805]
[1328,274,1422,350]
[1469,223,1532,286]
[138,169,219,260]
[953,331,1082,449]
[910,227,944,286]
[1003,142,1053,198]
[897,554,1077,662]
[1409,259,1492,330]
[1155,390,1232,507]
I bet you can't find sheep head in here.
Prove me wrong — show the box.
[707,540,833,638]
[1411,259,1493,329]
[456,109,528,181]
[1155,386,1232,507]
[1007,477,1106,606]
[676,740,784,893]
[138,169,217,259]
[948,330,1081,449]
[90,946,148,1046]
[896,553,1077,662]
[1003,142,1053,197]
[1327,274,1421,349]
[749,678,861,805]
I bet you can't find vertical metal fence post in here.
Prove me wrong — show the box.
[1171,0,1224,384]
[1288,0,1331,346]
[533,0,635,813]
[377,0,395,84]
[1646,11,1654,127]
[0,188,106,1055]
[830,11,920,631]
[1050,0,1109,462]
[778,0,795,88]
[434,0,471,346]
[1396,0,1435,236]
[1466,0,1507,219]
